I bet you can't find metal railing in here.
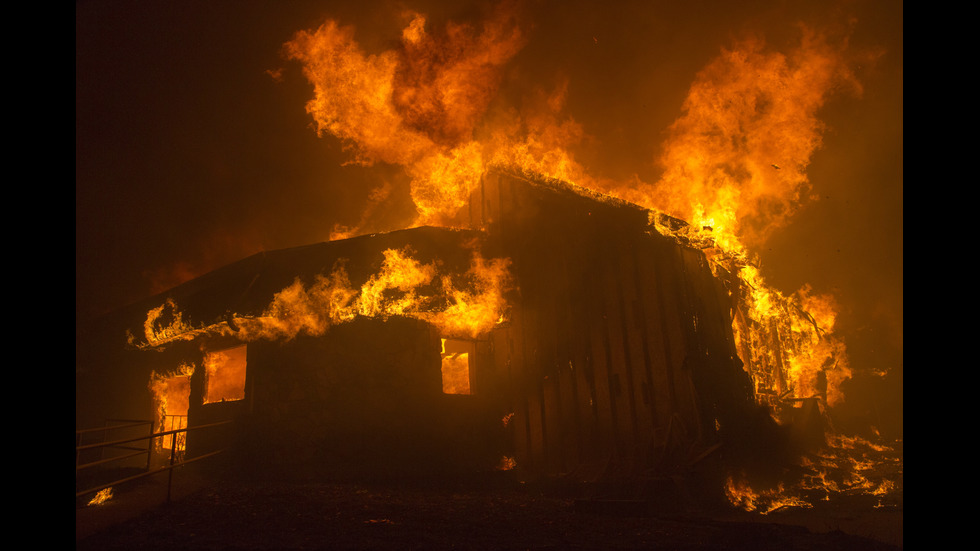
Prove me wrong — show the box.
[160,414,188,456]
[75,419,155,472]
[76,419,231,503]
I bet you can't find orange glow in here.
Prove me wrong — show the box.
[137,298,197,348]
[283,4,526,227]
[631,28,861,416]
[87,487,113,507]
[645,29,861,249]
[724,263,852,412]
[440,338,473,395]
[148,363,193,452]
[727,433,901,512]
[279,7,894,505]
[203,345,247,404]
[440,352,470,394]
[139,5,868,434]
[281,8,859,417]
[725,475,812,515]
[358,248,438,319]
[138,244,512,348]
[430,253,512,339]
[496,456,516,471]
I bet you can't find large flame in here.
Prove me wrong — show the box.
[283,4,526,227]
[136,4,895,513]
[643,28,861,249]
[275,6,895,511]
[282,7,864,413]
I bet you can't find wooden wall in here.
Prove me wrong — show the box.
[469,169,751,481]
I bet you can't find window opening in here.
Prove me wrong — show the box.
[203,345,247,404]
[149,364,192,453]
[441,338,473,395]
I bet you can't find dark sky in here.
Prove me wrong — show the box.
[76,0,902,435]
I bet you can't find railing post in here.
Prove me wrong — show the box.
[166,426,178,503]
[145,420,155,471]
[100,421,108,462]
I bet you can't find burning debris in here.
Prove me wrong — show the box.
[86,487,113,507]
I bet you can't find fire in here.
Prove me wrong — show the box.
[276,5,897,505]
[203,346,247,404]
[430,253,512,339]
[87,487,113,507]
[282,4,526,227]
[281,6,861,414]
[142,244,512,448]
[644,28,862,248]
[148,363,193,452]
[725,475,812,515]
[358,248,438,319]
[131,3,898,506]
[724,263,852,411]
[496,455,516,471]
[136,298,197,348]
[440,338,470,395]
[727,432,901,513]
[138,244,512,348]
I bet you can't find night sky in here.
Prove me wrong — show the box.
[76,0,902,436]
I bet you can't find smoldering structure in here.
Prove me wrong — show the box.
[77,168,790,499]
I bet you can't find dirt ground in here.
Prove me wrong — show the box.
[76,465,902,551]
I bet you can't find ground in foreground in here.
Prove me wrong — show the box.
[76,469,902,551]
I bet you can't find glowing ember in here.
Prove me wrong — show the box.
[725,476,812,515]
[496,456,516,471]
[87,487,113,507]
[727,434,902,512]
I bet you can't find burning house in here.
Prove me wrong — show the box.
[76,2,902,526]
[77,167,790,496]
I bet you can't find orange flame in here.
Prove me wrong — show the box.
[622,27,862,250]
[148,363,193,452]
[283,4,526,227]
[87,487,113,507]
[725,475,812,514]
[139,245,512,348]
[134,7,897,506]
[635,26,863,413]
[280,8,868,415]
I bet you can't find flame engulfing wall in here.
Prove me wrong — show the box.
[132,232,511,349]
[274,4,875,421]
[76,1,900,501]
[78,226,516,473]
[77,1,901,436]
[92,168,803,492]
